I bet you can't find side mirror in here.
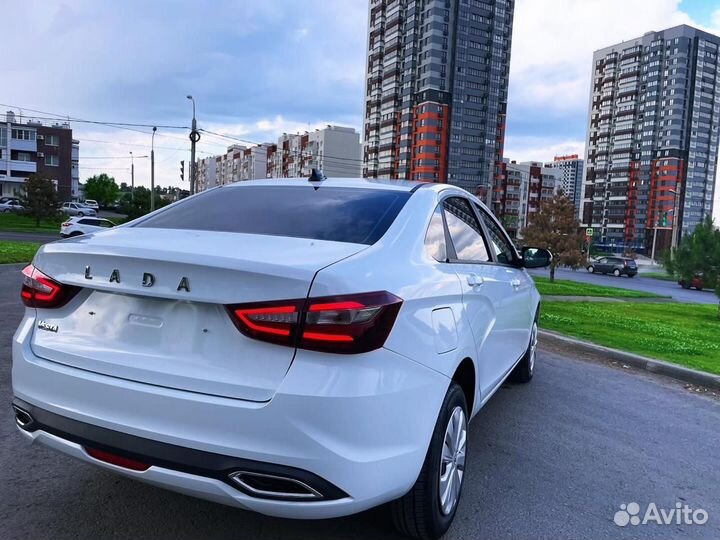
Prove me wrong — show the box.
[521,247,552,269]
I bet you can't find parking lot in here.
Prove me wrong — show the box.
[1,263,718,540]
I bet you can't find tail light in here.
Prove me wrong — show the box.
[21,264,80,308]
[61,222,71,227]
[228,291,402,354]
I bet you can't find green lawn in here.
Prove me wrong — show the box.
[0,241,40,264]
[0,213,63,233]
[533,276,664,298]
[540,301,720,374]
[640,271,677,282]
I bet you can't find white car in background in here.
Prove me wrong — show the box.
[60,216,116,238]
[13,178,551,539]
[0,198,24,213]
[82,199,100,211]
[60,202,96,217]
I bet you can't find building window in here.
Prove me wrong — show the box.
[16,152,33,162]
[45,134,59,146]
[45,155,60,167]
[0,129,6,147]
[11,129,36,141]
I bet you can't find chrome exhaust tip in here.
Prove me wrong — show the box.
[13,405,33,429]
[229,471,323,500]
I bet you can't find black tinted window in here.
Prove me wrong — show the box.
[136,186,410,245]
[443,197,490,262]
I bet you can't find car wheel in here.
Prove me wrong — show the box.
[391,382,467,540]
[680,281,690,289]
[77,212,84,217]
[510,317,537,383]
[587,266,594,273]
[613,269,621,277]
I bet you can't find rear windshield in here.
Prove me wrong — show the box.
[135,185,410,245]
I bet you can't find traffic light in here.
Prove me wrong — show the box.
[180,160,184,182]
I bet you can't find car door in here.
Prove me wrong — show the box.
[595,257,608,273]
[473,202,534,359]
[441,196,516,398]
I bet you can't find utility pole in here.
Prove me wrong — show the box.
[650,221,659,264]
[129,151,135,202]
[669,187,680,254]
[187,95,201,195]
[151,126,157,212]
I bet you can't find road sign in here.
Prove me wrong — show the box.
[585,228,593,237]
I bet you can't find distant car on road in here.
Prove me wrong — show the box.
[587,256,637,277]
[678,272,709,291]
[82,200,100,211]
[0,199,24,213]
[60,202,96,217]
[60,216,116,238]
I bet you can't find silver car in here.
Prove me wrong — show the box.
[60,202,97,217]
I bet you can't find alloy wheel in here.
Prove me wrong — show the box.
[439,406,467,516]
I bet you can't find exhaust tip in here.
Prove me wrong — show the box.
[229,471,323,500]
[13,405,33,429]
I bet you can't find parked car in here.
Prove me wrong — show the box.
[60,201,97,217]
[60,216,116,238]
[0,196,21,205]
[0,199,24,213]
[82,199,100,211]
[678,272,707,290]
[587,256,637,277]
[12,178,551,539]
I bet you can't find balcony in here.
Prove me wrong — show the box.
[9,139,37,152]
[2,159,37,173]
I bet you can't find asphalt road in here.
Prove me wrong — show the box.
[0,231,59,244]
[531,267,717,305]
[1,263,718,539]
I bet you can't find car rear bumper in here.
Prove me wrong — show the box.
[12,312,449,518]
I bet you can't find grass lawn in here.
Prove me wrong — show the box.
[641,271,677,282]
[0,213,63,233]
[533,276,664,298]
[0,241,41,264]
[541,301,720,375]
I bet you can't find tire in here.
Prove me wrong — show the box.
[510,316,538,383]
[77,212,84,217]
[613,269,621,277]
[391,383,468,540]
[587,266,594,273]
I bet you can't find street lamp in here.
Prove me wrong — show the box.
[187,95,200,195]
[151,126,157,212]
[129,151,134,203]
[668,187,680,252]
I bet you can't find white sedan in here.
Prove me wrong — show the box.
[0,199,24,213]
[60,202,96,217]
[60,216,116,237]
[12,178,550,539]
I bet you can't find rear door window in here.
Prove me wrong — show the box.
[442,197,490,263]
[425,204,448,262]
[136,186,410,245]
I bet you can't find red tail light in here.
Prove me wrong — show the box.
[228,291,402,354]
[21,264,80,308]
[61,222,71,227]
[85,447,150,471]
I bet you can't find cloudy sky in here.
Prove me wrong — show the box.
[3,0,720,215]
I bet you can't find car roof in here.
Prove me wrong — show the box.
[221,177,461,194]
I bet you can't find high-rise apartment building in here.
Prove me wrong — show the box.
[545,154,584,211]
[363,0,514,193]
[582,25,720,253]
[492,159,561,237]
[1,111,78,200]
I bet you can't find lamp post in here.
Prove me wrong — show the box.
[187,95,200,195]
[129,151,135,203]
[669,187,680,253]
[151,127,157,212]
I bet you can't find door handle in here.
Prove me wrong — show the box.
[510,278,521,289]
[467,273,484,287]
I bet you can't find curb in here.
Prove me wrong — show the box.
[539,329,720,391]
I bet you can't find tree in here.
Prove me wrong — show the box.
[520,193,583,282]
[665,216,720,316]
[119,186,170,219]
[20,175,58,226]
[84,173,120,208]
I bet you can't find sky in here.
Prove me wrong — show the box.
[2,0,720,217]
